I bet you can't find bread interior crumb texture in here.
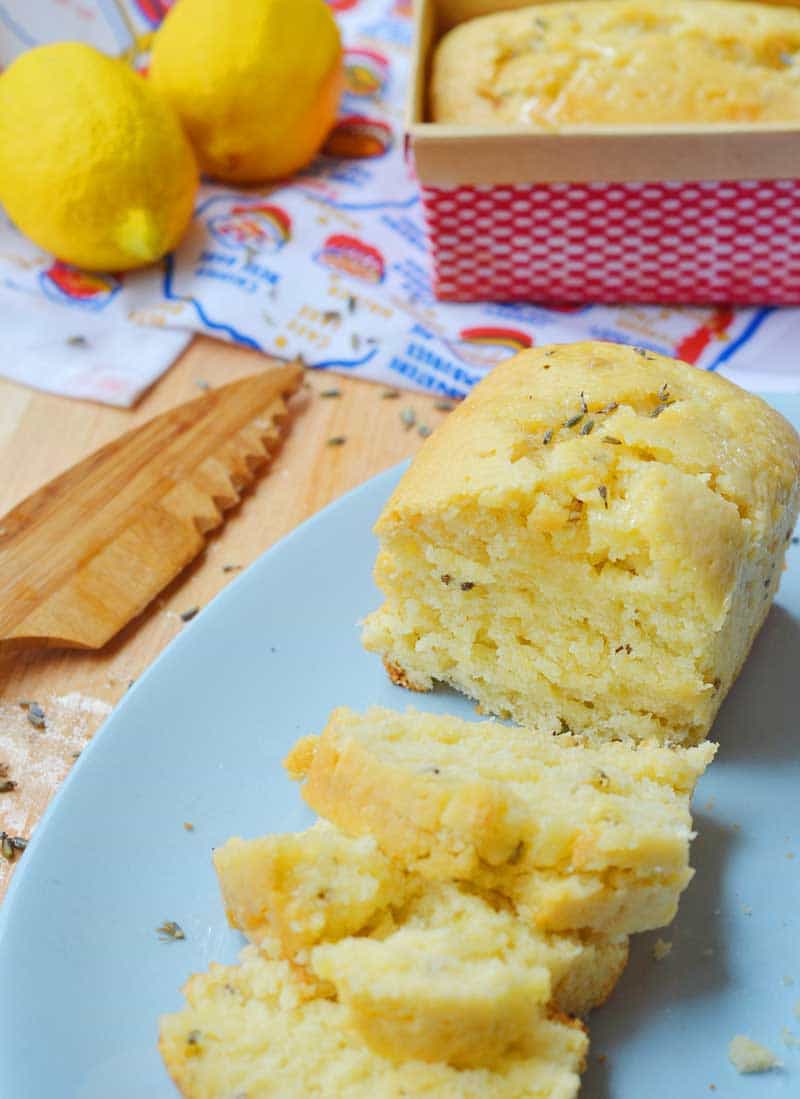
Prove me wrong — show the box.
[363,343,800,744]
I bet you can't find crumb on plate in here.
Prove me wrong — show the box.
[728,1035,780,1074]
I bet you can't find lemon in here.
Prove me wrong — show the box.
[150,0,343,184]
[0,43,198,271]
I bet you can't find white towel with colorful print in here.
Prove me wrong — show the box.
[1,0,799,405]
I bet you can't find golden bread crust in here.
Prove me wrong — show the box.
[384,657,431,692]
[432,1,800,127]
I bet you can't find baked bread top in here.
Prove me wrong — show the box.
[432,1,800,127]
[377,341,799,550]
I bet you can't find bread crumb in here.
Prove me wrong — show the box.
[782,975,795,987]
[741,904,752,916]
[728,1035,780,1074]
[652,938,672,961]
[781,1027,800,1050]
[795,1001,800,1020]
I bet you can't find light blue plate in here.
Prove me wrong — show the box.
[1,395,799,1099]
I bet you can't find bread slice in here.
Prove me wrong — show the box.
[362,342,800,744]
[159,947,588,1098]
[310,882,625,1067]
[214,823,628,1051]
[286,706,715,935]
[213,822,409,957]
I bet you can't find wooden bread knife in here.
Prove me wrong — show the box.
[0,362,302,652]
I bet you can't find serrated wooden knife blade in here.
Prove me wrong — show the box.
[0,362,302,651]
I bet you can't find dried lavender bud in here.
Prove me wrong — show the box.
[21,702,46,729]
[157,920,186,942]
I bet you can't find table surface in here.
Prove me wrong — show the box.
[0,337,448,903]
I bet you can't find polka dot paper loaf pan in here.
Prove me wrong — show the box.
[408,0,800,305]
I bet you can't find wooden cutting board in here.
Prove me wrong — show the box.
[0,362,302,652]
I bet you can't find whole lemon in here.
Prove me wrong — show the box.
[150,0,343,184]
[0,43,198,271]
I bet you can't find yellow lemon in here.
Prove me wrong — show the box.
[0,43,198,271]
[150,0,343,184]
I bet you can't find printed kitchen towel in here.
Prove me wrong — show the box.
[1,0,798,406]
